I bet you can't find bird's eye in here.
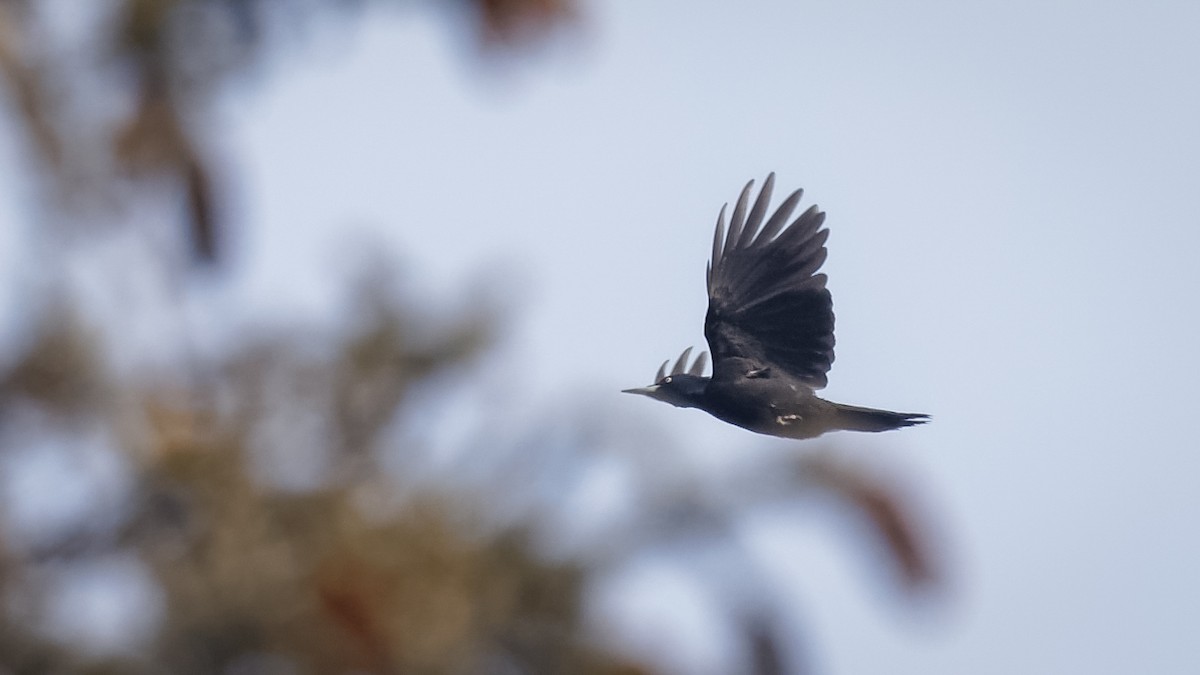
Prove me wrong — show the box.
[663,376,672,384]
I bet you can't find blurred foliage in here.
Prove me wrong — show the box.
[0,1,943,673]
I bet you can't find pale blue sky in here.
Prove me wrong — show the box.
[5,0,1200,672]
[217,1,1200,673]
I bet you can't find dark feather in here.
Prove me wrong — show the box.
[671,347,694,376]
[705,173,835,388]
[737,172,774,249]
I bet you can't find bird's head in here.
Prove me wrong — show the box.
[622,373,707,408]
[622,347,709,408]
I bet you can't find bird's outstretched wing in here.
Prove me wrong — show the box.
[705,173,835,388]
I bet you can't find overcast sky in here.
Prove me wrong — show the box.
[6,1,1199,672]
[222,0,1198,669]
[216,2,1200,673]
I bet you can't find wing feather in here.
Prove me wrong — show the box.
[737,172,774,249]
[704,174,835,388]
[671,347,694,376]
[723,179,753,258]
[708,205,726,286]
[755,188,801,244]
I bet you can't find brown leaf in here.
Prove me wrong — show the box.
[803,454,941,591]
[476,0,578,46]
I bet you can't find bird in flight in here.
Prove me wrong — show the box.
[623,174,928,439]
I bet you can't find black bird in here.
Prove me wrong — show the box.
[623,174,928,439]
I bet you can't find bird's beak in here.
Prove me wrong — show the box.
[621,385,660,397]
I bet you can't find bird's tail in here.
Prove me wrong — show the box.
[832,403,930,433]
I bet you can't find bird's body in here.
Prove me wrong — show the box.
[704,358,834,439]
[624,174,927,439]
